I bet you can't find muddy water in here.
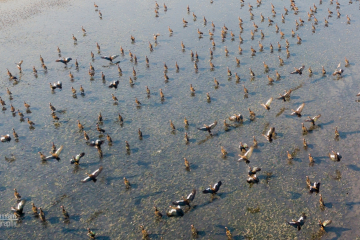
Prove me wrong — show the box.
[0,0,360,239]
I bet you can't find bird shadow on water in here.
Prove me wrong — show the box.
[134,191,163,205]
[347,164,360,172]
[345,201,360,210]
[326,226,351,240]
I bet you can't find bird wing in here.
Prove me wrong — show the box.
[101,56,110,60]
[209,121,217,129]
[322,220,332,227]
[187,189,196,201]
[53,145,63,157]
[81,176,91,183]
[213,181,222,192]
[197,126,208,131]
[76,152,85,160]
[296,103,305,113]
[111,55,119,59]
[244,146,254,159]
[265,97,273,107]
[313,114,321,121]
[172,200,187,206]
[202,188,214,194]
[92,166,103,177]
[253,167,261,172]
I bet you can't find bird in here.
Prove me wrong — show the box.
[301,123,308,134]
[261,97,273,110]
[291,103,305,117]
[333,69,344,76]
[172,189,196,207]
[70,152,85,165]
[55,57,72,65]
[124,177,131,189]
[60,206,69,219]
[308,154,314,164]
[248,108,256,120]
[184,157,190,170]
[109,80,120,89]
[305,114,321,125]
[1,134,11,142]
[14,188,21,200]
[101,55,119,63]
[229,113,243,122]
[135,98,141,106]
[277,89,292,101]
[263,127,276,142]
[40,145,63,161]
[39,207,46,222]
[310,182,321,193]
[290,65,305,74]
[191,225,198,237]
[77,120,84,130]
[248,166,261,176]
[319,194,325,207]
[288,213,306,231]
[87,228,96,239]
[329,151,342,161]
[238,146,254,164]
[167,205,184,217]
[221,146,227,157]
[202,181,222,194]
[197,121,217,136]
[32,203,38,214]
[154,206,162,218]
[11,200,26,217]
[225,227,232,239]
[81,166,103,183]
[247,174,259,183]
[27,118,35,127]
[319,220,332,230]
[287,151,293,160]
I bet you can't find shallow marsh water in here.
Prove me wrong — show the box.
[0,0,360,239]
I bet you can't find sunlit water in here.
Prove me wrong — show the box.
[0,0,360,239]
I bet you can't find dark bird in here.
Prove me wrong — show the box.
[167,205,184,217]
[87,228,96,239]
[248,166,261,175]
[310,182,321,193]
[333,69,344,76]
[1,134,11,142]
[172,189,196,207]
[197,121,217,136]
[290,65,305,74]
[108,80,120,89]
[11,200,26,216]
[288,213,306,231]
[81,166,103,183]
[70,152,85,165]
[60,206,69,219]
[55,57,72,65]
[101,55,119,63]
[305,114,321,125]
[291,103,305,117]
[329,151,341,161]
[247,174,259,183]
[238,146,254,163]
[202,181,222,194]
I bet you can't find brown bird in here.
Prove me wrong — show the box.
[291,103,305,117]
[77,120,84,130]
[124,177,131,189]
[27,118,35,127]
[225,227,232,239]
[154,206,163,218]
[135,98,141,106]
[170,120,176,130]
[301,123,308,134]
[32,203,38,214]
[39,207,46,222]
[24,101,31,108]
[308,153,314,164]
[287,151,293,160]
[138,128,143,138]
[319,194,325,207]
[184,117,189,126]
[184,157,190,170]
[14,188,21,200]
[221,146,227,157]
[140,225,148,239]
